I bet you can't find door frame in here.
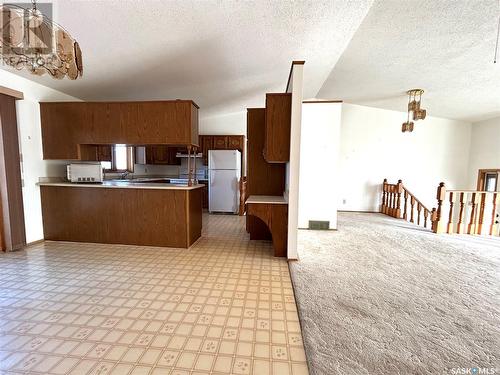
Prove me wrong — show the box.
[477,169,500,191]
[0,87,26,251]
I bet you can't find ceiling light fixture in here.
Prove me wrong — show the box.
[0,0,83,79]
[402,89,426,133]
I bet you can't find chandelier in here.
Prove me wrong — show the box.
[402,89,426,133]
[0,0,82,80]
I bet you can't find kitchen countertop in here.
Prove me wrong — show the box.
[38,181,205,190]
[246,195,288,205]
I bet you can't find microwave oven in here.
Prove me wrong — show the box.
[66,163,103,183]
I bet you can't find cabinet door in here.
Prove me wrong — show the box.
[79,145,98,161]
[168,147,181,165]
[264,93,291,163]
[145,146,179,165]
[97,146,112,162]
[201,136,213,165]
[202,185,208,209]
[213,136,228,149]
[228,136,244,151]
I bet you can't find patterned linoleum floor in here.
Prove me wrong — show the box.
[0,214,308,375]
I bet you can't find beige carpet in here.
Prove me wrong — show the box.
[290,212,500,375]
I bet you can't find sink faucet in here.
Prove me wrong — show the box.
[120,171,130,180]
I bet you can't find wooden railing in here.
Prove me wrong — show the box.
[433,183,500,235]
[381,179,436,229]
[381,179,500,236]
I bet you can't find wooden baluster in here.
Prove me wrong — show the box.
[447,192,455,234]
[417,202,422,225]
[388,185,394,216]
[433,182,446,233]
[490,193,499,236]
[395,180,403,218]
[457,192,466,234]
[423,208,428,228]
[382,179,387,214]
[403,190,408,220]
[410,196,415,223]
[467,192,478,234]
[431,208,437,230]
[187,145,193,186]
[477,192,486,235]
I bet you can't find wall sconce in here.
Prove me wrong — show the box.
[402,89,426,133]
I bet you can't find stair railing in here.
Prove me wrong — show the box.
[381,179,436,229]
[382,179,500,236]
[433,183,500,235]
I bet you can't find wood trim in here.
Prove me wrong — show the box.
[477,169,500,190]
[302,100,343,104]
[285,61,306,93]
[0,94,26,251]
[39,99,199,107]
[0,86,23,100]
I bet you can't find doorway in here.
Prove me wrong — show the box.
[477,169,500,192]
[0,92,26,251]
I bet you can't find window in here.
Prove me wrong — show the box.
[102,145,134,172]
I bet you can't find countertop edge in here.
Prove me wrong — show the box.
[38,182,205,191]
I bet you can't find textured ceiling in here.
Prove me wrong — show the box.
[2,0,372,118]
[318,0,500,122]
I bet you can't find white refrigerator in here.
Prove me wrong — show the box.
[208,150,241,214]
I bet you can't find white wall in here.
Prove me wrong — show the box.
[199,111,247,136]
[0,70,80,243]
[286,64,304,260]
[298,102,342,229]
[467,116,500,188]
[339,103,472,212]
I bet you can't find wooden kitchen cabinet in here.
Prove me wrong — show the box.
[213,136,228,149]
[246,108,286,240]
[199,134,245,165]
[199,136,213,165]
[40,100,199,160]
[201,184,208,209]
[228,135,244,150]
[79,145,112,162]
[145,146,180,165]
[264,93,291,163]
[40,102,86,160]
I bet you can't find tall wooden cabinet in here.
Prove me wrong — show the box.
[264,93,291,163]
[246,108,286,240]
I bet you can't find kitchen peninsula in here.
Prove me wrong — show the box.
[38,99,204,249]
[40,181,203,248]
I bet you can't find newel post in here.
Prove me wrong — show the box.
[395,179,403,218]
[381,178,388,214]
[432,182,446,233]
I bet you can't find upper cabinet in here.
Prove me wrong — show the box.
[264,93,291,163]
[198,135,245,166]
[40,100,199,160]
[213,136,228,149]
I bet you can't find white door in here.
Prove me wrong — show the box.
[209,169,240,213]
[209,150,241,171]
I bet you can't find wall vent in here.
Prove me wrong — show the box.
[308,220,330,230]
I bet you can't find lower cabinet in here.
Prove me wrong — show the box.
[201,184,209,209]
